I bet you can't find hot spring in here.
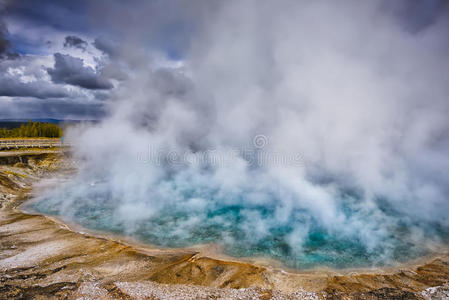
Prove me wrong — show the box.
[27,148,449,270]
[22,0,449,271]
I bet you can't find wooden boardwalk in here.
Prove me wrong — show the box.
[0,139,65,150]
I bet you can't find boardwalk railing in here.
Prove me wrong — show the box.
[0,139,66,150]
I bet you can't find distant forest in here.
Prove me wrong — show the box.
[0,121,62,138]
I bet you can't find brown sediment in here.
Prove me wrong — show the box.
[0,150,448,299]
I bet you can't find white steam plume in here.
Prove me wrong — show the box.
[35,0,449,268]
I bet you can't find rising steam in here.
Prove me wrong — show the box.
[31,1,449,268]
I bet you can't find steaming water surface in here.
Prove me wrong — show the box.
[27,176,449,270]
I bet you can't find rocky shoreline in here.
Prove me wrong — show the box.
[0,150,449,299]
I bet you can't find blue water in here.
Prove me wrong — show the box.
[27,179,448,269]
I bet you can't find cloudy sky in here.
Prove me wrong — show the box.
[0,0,186,119]
[0,0,447,120]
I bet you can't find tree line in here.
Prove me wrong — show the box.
[0,121,62,138]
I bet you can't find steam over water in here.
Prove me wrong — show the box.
[30,1,449,269]
[31,176,448,269]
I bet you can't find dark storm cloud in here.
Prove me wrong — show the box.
[91,37,128,81]
[0,0,109,119]
[4,0,89,32]
[47,53,113,90]
[93,90,111,101]
[0,20,18,59]
[0,22,9,56]
[93,37,117,57]
[63,35,88,51]
[0,54,72,99]
[383,0,449,33]
[0,76,69,99]
[0,97,105,119]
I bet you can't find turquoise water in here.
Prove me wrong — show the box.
[27,179,448,269]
